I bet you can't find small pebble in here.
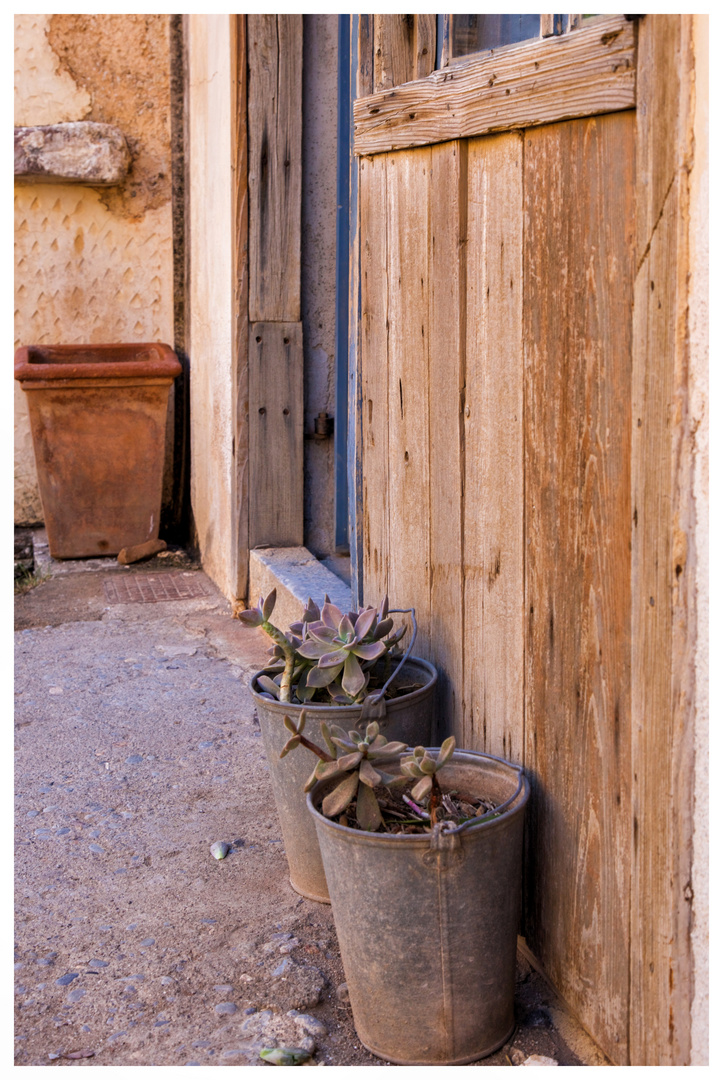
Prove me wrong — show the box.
[160,976,174,986]
[89,844,104,854]
[26,811,39,818]
[213,984,233,993]
[215,1002,237,1015]
[521,1055,558,1066]
[198,741,214,748]
[67,988,86,1002]
[335,983,350,1004]
[140,938,155,947]
[290,1012,328,1038]
[272,957,294,977]
[56,973,79,986]
[125,755,143,765]
[88,959,108,969]
[210,841,229,860]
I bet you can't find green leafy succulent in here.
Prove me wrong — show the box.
[235,591,405,705]
[281,714,408,831]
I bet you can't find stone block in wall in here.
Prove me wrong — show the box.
[15,122,131,185]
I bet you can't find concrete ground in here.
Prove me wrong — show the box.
[14,542,608,1067]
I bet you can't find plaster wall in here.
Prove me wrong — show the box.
[14,15,174,526]
[689,13,709,1066]
[302,15,338,558]
[186,15,236,598]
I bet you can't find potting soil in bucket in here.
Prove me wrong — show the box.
[308,749,529,1065]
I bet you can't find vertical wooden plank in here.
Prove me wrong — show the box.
[373,14,414,92]
[248,322,303,547]
[231,14,249,599]
[463,132,524,760]
[359,153,389,606]
[523,113,635,1064]
[357,14,374,99]
[385,147,432,651]
[635,15,684,262]
[248,14,303,322]
[414,14,436,80]
[428,141,466,742]
[629,14,698,1066]
[348,16,365,610]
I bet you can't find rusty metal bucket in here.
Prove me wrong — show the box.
[308,749,529,1064]
[251,656,437,904]
[15,343,181,558]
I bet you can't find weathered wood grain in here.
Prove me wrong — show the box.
[357,14,374,99]
[373,14,415,93]
[248,322,303,548]
[354,15,635,156]
[428,141,466,743]
[385,148,432,652]
[629,14,698,1066]
[231,14,249,600]
[248,15,303,322]
[463,133,524,762]
[414,14,436,80]
[635,15,686,262]
[523,113,635,1064]
[359,154,389,605]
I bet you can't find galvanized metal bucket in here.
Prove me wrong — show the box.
[251,656,437,904]
[307,749,529,1064]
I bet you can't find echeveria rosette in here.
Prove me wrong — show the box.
[301,721,409,831]
[297,602,388,699]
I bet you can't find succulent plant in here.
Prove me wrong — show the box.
[400,738,456,824]
[282,713,458,832]
[235,590,405,705]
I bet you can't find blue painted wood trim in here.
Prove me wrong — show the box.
[334,14,352,553]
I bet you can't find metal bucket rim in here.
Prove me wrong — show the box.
[306,748,529,847]
[250,655,438,715]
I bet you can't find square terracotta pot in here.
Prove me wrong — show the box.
[15,343,181,559]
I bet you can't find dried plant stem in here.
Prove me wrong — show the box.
[429,775,444,826]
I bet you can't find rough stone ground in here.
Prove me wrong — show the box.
[14,545,608,1067]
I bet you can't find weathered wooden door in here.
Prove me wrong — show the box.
[356,14,700,1066]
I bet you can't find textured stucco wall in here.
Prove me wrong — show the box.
[14,15,174,525]
[689,13,709,1067]
[302,15,338,558]
[186,16,236,598]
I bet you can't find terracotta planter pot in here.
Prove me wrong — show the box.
[15,343,181,558]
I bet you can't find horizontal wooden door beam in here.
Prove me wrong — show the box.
[353,14,635,156]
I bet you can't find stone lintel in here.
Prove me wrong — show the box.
[14,122,131,185]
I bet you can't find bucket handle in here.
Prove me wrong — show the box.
[358,607,417,726]
[432,766,525,843]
